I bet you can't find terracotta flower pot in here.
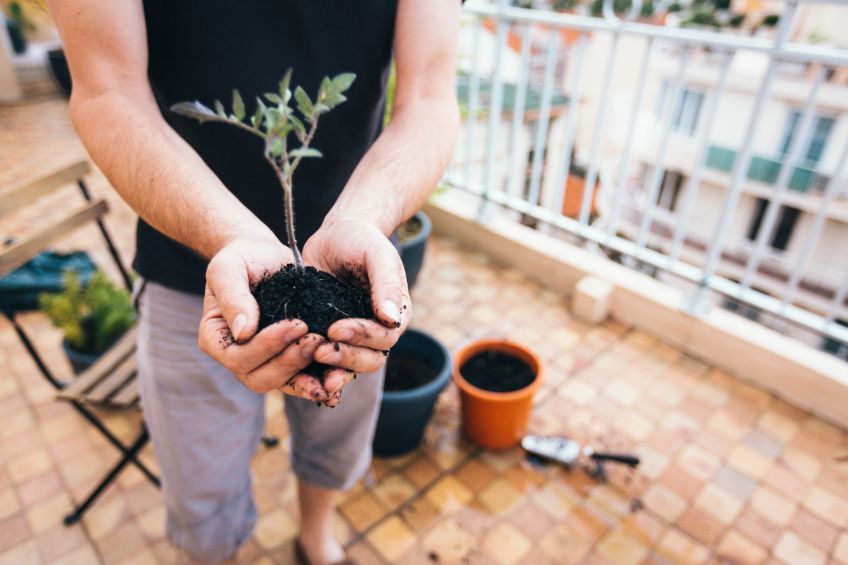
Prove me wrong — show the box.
[453,339,543,449]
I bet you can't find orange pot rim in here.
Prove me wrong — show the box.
[452,338,544,403]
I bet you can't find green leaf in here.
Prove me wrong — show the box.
[251,98,266,128]
[313,102,329,115]
[289,114,306,137]
[318,77,332,102]
[294,86,313,119]
[332,73,356,93]
[289,147,322,159]
[170,101,220,123]
[264,92,284,105]
[324,92,347,109]
[279,68,293,102]
[232,89,245,121]
[265,107,284,131]
[214,100,226,118]
[269,138,284,157]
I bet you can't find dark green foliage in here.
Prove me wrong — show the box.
[553,0,578,11]
[728,13,745,27]
[761,14,780,27]
[39,271,136,355]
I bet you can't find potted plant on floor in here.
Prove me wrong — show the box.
[453,338,543,449]
[373,328,451,457]
[39,270,136,374]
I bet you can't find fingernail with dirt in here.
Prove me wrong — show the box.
[334,328,353,341]
[381,300,400,325]
[232,314,247,341]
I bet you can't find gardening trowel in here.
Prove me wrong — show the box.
[521,435,640,480]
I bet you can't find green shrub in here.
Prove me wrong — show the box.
[39,270,136,355]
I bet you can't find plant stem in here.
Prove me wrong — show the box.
[265,152,305,271]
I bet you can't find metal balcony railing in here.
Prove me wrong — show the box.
[446,0,848,354]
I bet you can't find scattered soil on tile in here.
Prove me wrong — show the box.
[384,352,439,392]
[397,216,423,244]
[253,264,375,377]
[460,350,535,392]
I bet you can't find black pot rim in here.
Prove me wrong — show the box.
[381,328,451,402]
[398,211,432,251]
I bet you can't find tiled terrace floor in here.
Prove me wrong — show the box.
[1,95,848,565]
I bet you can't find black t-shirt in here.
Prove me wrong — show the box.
[136,0,398,294]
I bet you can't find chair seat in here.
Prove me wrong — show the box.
[58,324,140,408]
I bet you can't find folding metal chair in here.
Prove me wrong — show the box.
[0,160,159,525]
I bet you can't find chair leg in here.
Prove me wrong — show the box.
[64,427,151,525]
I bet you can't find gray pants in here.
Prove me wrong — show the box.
[136,281,384,562]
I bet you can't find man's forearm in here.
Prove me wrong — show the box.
[325,96,459,235]
[71,90,275,259]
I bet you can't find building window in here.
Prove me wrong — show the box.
[657,170,685,212]
[656,80,705,135]
[821,320,848,362]
[778,110,836,164]
[747,198,801,251]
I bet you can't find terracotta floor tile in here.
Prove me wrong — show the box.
[802,486,848,528]
[660,464,703,499]
[506,499,554,541]
[750,486,797,526]
[538,522,591,564]
[0,540,39,565]
[717,530,767,564]
[0,515,30,554]
[763,464,809,501]
[727,444,772,480]
[454,459,496,493]
[16,470,63,507]
[366,515,416,563]
[790,508,838,553]
[25,491,71,534]
[398,498,440,534]
[402,455,441,489]
[677,505,725,547]
[481,522,532,565]
[735,506,782,548]
[478,478,522,516]
[51,542,101,565]
[0,491,20,524]
[340,491,389,532]
[596,527,649,565]
[677,444,721,482]
[694,483,743,525]
[529,481,578,520]
[6,448,53,484]
[713,466,757,500]
[96,519,148,565]
[371,473,417,510]
[833,533,848,565]
[425,476,473,515]
[774,531,826,565]
[744,429,785,460]
[655,529,710,565]
[642,483,687,522]
[421,518,475,563]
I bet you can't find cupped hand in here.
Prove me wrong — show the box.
[302,216,412,406]
[198,235,329,402]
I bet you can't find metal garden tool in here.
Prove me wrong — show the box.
[521,435,640,481]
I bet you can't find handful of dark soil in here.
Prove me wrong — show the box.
[252,265,375,378]
[460,350,535,393]
[253,265,373,334]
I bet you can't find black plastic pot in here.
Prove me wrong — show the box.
[5,18,25,54]
[62,339,98,375]
[373,328,450,457]
[398,211,431,289]
[47,48,72,98]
